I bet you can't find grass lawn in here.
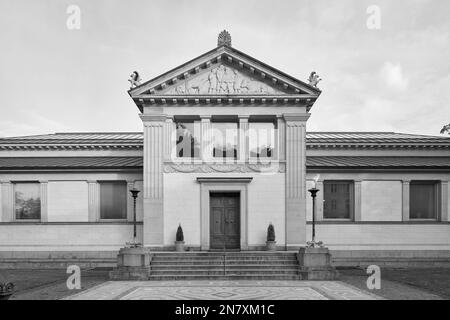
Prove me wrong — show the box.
[1,267,448,300]
[0,268,110,300]
[338,267,449,300]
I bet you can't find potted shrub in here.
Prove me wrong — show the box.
[266,223,276,251]
[175,224,185,252]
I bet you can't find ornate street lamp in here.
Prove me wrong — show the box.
[307,187,323,248]
[127,188,141,248]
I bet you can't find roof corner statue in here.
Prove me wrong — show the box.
[128,71,142,89]
[308,71,322,88]
[217,29,232,47]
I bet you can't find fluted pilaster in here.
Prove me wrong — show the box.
[284,113,310,249]
[40,181,48,222]
[0,181,13,222]
[88,180,99,222]
[140,114,166,246]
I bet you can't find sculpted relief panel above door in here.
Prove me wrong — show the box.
[165,64,285,95]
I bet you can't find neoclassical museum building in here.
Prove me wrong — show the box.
[0,32,449,266]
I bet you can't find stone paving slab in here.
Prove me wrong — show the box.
[64,280,382,300]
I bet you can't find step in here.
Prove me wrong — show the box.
[148,274,303,281]
[151,256,297,262]
[150,269,299,275]
[151,260,298,266]
[151,266,300,272]
[151,263,299,268]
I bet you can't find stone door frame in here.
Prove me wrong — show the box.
[197,177,252,251]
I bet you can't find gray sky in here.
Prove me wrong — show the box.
[0,0,449,137]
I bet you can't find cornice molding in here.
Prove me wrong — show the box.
[164,162,286,174]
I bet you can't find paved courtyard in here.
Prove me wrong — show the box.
[63,280,382,300]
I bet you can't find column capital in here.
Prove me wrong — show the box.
[283,113,311,122]
[238,115,250,121]
[200,115,212,121]
[140,114,167,122]
[402,180,411,184]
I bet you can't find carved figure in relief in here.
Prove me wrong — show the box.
[168,65,280,95]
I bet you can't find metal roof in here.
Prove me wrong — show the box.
[0,156,448,171]
[0,132,449,150]
[306,156,450,169]
[0,157,143,170]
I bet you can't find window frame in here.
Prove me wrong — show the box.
[175,120,201,160]
[98,180,128,221]
[211,120,239,161]
[323,180,355,221]
[248,121,276,161]
[409,180,439,221]
[13,181,41,222]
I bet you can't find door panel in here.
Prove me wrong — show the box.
[210,193,240,250]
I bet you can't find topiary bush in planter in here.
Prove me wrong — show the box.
[175,224,185,252]
[266,223,276,251]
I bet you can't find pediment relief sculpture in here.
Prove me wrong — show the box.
[164,64,286,95]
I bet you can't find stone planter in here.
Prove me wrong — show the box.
[109,247,152,280]
[175,241,185,252]
[266,240,277,251]
[297,246,339,280]
[0,282,15,300]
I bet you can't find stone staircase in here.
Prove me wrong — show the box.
[148,252,302,280]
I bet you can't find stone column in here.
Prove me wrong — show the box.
[200,115,212,162]
[441,181,449,222]
[277,116,286,161]
[354,180,362,221]
[239,116,249,162]
[0,181,13,222]
[402,180,410,221]
[284,113,310,249]
[40,181,48,222]
[140,114,165,247]
[164,116,175,161]
[87,180,99,222]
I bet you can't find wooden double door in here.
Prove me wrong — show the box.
[210,193,240,250]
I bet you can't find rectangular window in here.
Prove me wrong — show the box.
[249,122,275,158]
[14,182,41,220]
[323,181,354,219]
[100,181,127,220]
[176,121,201,158]
[410,181,438,220]
[212,122,238,159]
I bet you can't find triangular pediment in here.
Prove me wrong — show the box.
[161,63,288,95]
[129,46,321,99]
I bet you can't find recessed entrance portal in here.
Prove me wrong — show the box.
[209,192,240,250]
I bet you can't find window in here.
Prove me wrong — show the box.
[212,122,238,159]
[323,181,354,219]
[249,122,275,158]
[176,121,201,158]
[410,181,438,220]
[100,181,127,220]
[14,182,41,220]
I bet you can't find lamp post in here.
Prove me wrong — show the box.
[129,188,140,247]
[307,187,322,247]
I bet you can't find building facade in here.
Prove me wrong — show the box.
[0,33,449,265]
